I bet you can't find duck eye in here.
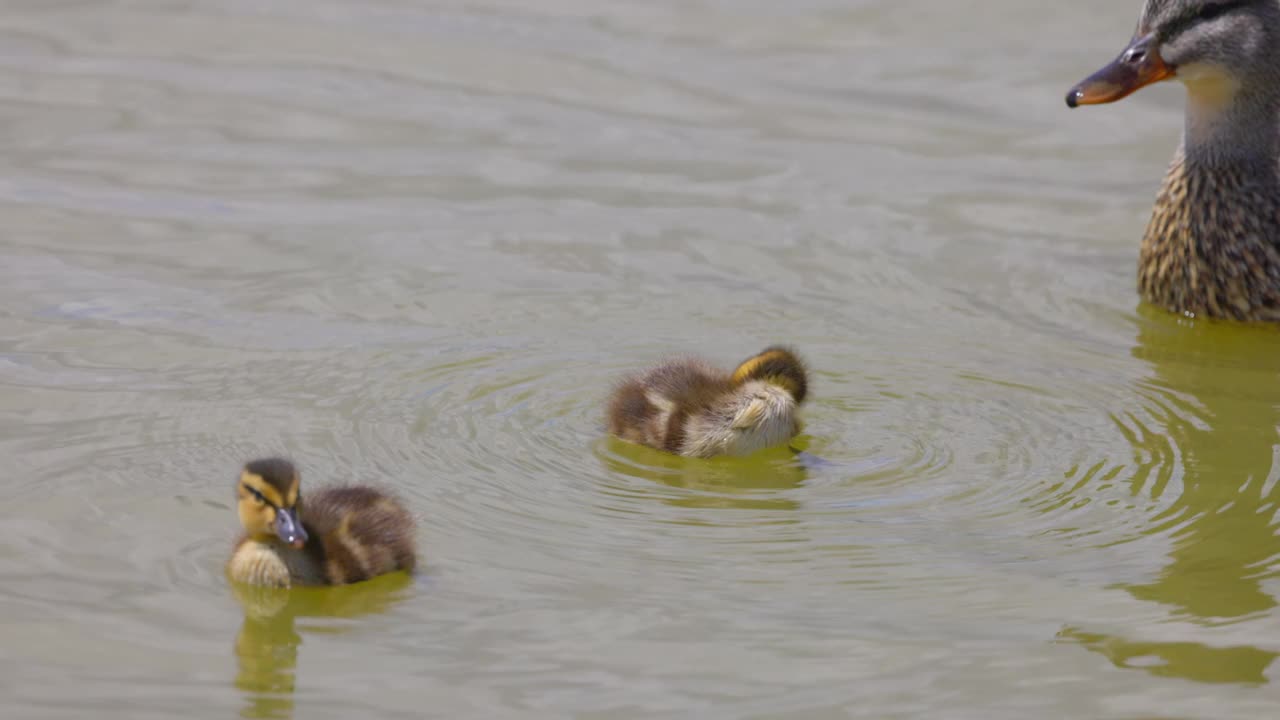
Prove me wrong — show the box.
[243,484,267,504]
[1197,3,1227,21]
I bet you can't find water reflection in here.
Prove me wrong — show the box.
[1064,308,1280,684]
[598,437,809,511]
[230,574,414,719]
[1059,627,1275,685]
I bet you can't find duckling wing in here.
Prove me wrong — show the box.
[304,487,417,585]
[609,360,731,454]
[640,359,729,402]
[730,396,770,429]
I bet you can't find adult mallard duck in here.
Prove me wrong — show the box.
[227,458,416,588]
[607,346,809,458]
[1067,0,1280,321]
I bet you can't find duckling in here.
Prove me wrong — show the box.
[227,458,416,588]
[1066,0,1280,321]
[607,345,808,458]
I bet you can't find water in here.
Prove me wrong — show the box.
[2,0,1280,717]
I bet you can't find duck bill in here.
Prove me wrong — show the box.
[1066,33,1174,108]
[274,508,308,549]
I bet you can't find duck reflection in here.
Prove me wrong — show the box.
[598,436,811,511]
[230,573,413,719]
[1060,627,1275,685]
[1064,307,1280,684]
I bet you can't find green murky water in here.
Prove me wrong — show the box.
[2,1,1280,717]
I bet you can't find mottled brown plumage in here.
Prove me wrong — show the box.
[1067,0,1280,321]
[1139,151,1280,320]
[227,458,416,588]
[606,346,809,458]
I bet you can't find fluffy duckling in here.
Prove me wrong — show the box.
[607,346,808,458]
[1067,0,1280,321]
[227,458,416,588]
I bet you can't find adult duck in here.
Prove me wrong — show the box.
[1067,0,1280,321]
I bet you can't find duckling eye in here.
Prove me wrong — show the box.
[243,484,267,505]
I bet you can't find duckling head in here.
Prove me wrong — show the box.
[730,346,808,404]
[1067,1,1280,126]
[237,458,308,549]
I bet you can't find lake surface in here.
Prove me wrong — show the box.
[3,0,1280,717]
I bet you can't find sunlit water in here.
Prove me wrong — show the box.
[3,1,1280,717]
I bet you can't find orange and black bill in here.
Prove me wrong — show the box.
[1066,33,1175,107]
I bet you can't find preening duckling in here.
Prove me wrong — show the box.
[607,346,808,458]
[227,458,416,588]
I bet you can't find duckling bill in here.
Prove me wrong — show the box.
[227,458,416,588]
[607,346,809,458]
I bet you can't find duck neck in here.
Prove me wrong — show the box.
[1180,69,1280,179]
[1138,73,1280,321]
